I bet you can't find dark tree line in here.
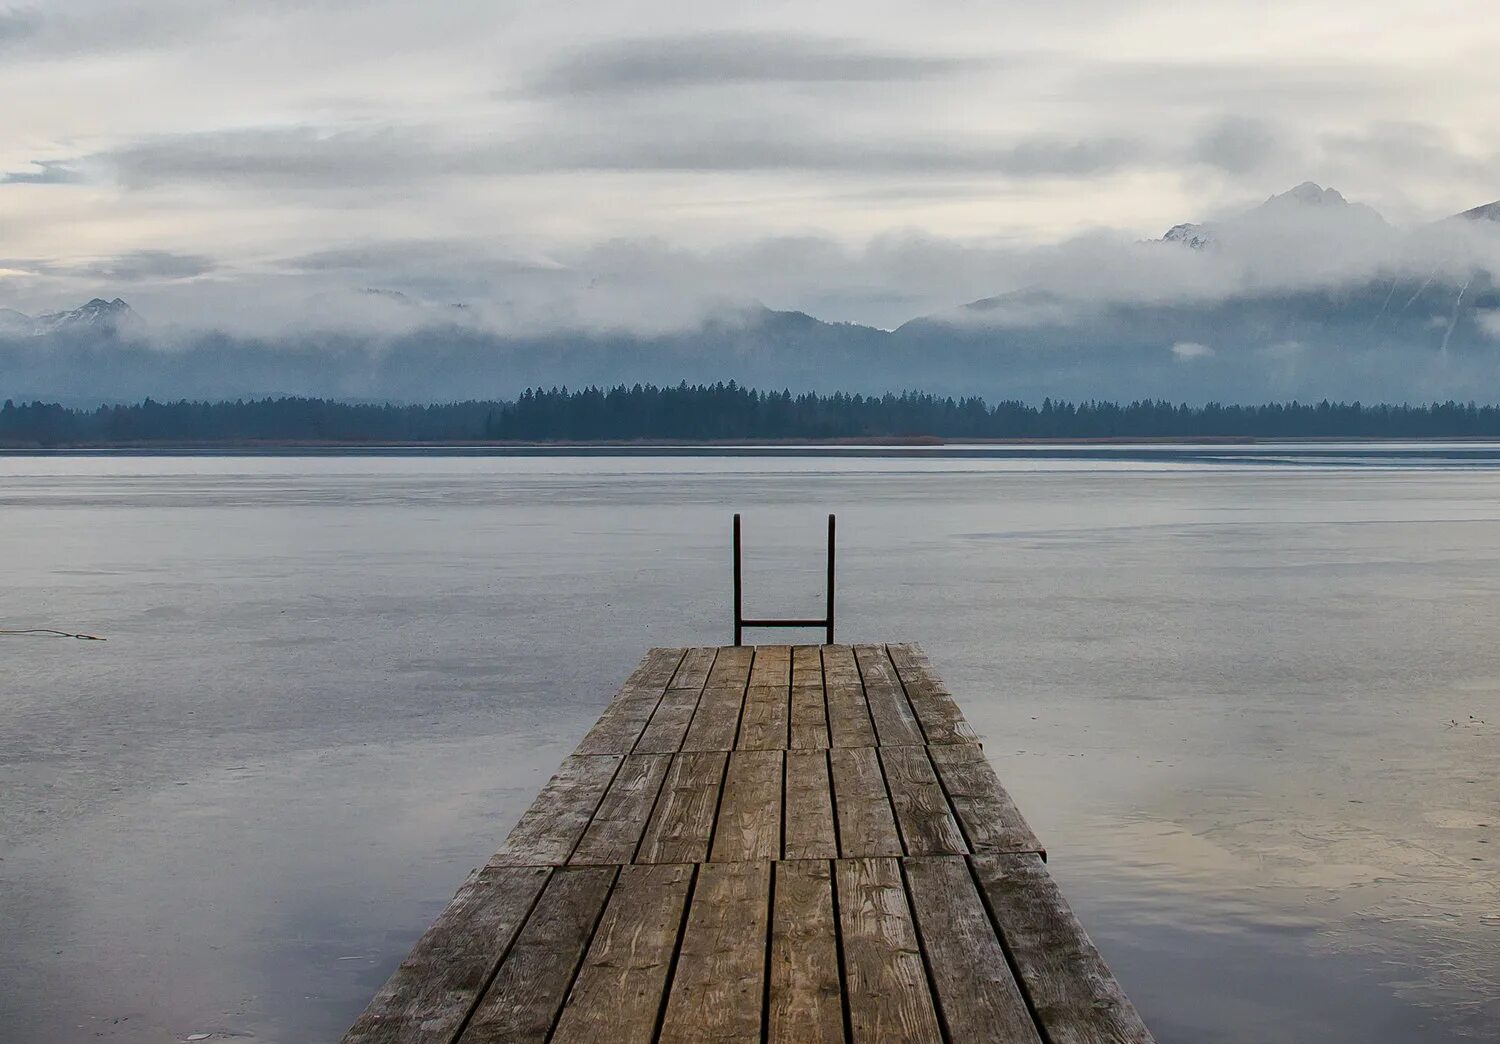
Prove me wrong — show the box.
[9,384,1500,444]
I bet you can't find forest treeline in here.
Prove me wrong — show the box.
[9,383,1500,444]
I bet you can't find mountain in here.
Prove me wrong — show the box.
[3,297,144,337]
[7,185,1500,405]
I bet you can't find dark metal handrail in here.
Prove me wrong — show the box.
[732,513,835,646]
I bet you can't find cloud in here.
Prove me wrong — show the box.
[1171,340,1215,359]
[1193,117,1283,175]
[0,159,82,184]
[0,7,41,49]
[529,32,996,95]
[78,250,216,281]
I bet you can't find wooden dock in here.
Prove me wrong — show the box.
[344,643,1153,1043]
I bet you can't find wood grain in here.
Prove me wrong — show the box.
[459,865,617,1043]
[488,755,620,867]
[711,749,783,862]
[659,861,771,1043]
[342,865,549,1043]
[569,754,671,865]
[550,863,696,1043]
[822,645,876,747]
[783,749,838,860]
[768,860,845,1044]
[829,747,902,858]
[903,856,1040,1044]
[635,751,727,864]
[928,743,1044,856]
[854,645,925,746]
[971,853,1155,1044]
[885,643,979,744]
[879,746,967,856]
[574,648,684,755]
[834,857,943,1043]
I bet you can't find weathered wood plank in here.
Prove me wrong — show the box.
[659,861,771,1043]
[550,863,696,1043]
[634,648,718,753]
[342,865,550,1044]
[928,743,1045,856]
[488,755,621,867]
[738,684,790,749]
[672,647,720,691]
[711,749,784,862]
[972,853,1155,1044]
[574,648,685,755]
[835,857,943,1043]
[570,754,672,865]
[879,746,967,856]
[783,749,838,860]
[790,644,823,689]
[903,856,1040,1044]
[706,644,755,687]
[636,751,727,864]
[635,686,705,754]
[459,865,617,1043]
[854,645,926,746]
[789,684,830,749]
[829,747,902,858]
[749,643,792,687]
[885,643,980,745]
[768,860,845,1044]
[823,645,877,747]
[682,645,752,753]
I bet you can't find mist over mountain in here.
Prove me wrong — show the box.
[6,185,1500,405]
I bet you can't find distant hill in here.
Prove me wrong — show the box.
[6,185,1500,404]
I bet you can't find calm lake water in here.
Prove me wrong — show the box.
[2,447,1498,1043]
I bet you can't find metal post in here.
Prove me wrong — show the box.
[733,513,743,646]
[826,513,836,645]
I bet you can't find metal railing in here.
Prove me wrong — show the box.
[732,513,835,646]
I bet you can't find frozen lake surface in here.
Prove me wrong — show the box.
[2,446,1498,1042]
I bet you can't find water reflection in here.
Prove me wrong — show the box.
[1,450,1497,1042]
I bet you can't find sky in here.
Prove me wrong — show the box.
[3,0,1500,332]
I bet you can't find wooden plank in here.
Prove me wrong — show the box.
[768,860,845,1044]
[570,754,671,865]
[854,644,926,746]
[550,863,696,1043]
[574,648,684,755]
[636,751,727,864]
[834,857,943,1043]
[635,686,704,754]
[783,750,838,860]
[822,645,876,747]
[706,644,755,687]
[459,865,618,1043]
[635,648,718,753]
[712,749,784,862]
[789,684,830,749]
[879,746,967,856]
[971,853,1155,1044]
[682,645,752,752]
[790,644,823,689]
[738,684,790,749]
[659,861,771,1043]
[903,856,1040,1044]
[885,643,980,745]
[928,743,1045,856]
[828,747,902,858]
[489,755,620,867]
[342,865,550,1044]
[749,643,792,687]
[672,647,719,690]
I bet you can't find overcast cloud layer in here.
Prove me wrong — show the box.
[3,0,1500,336]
